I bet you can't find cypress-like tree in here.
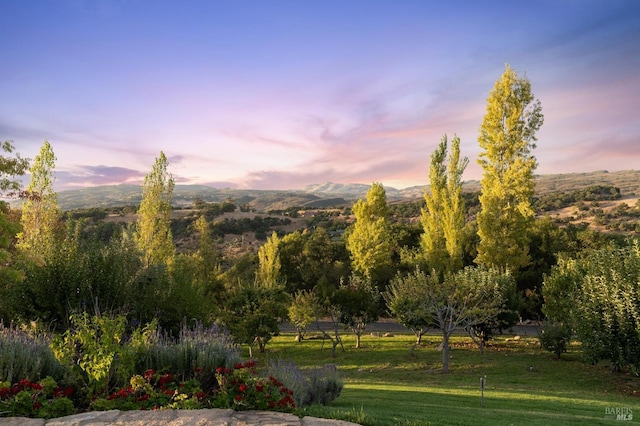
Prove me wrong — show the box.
[476,65,543,271]
[134,151,175,266]
[421,134,468,273]
[346,182,391,281]
[17,140,60,263]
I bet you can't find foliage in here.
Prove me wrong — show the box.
[538,321,572,359]
[476,65,543,271]
[0,141,29,293]
[49,313,136,396]
[383,272,432,345]
[288,290,319,341]
[137,321,240,392]
[332,275,380,349]
[214,360,296,411]
[256,231,282,287]
[17,140,61,263]
[543,241,640,372]
[346,182,392,284]
[0,376,74,419]
[220,281,290,356]
[211,216,291,238]
[421,134,468,274]
[91,369,207,411]
[391,267,508,372]
[134,151,175,267]
[266,358,343,407]
[0,140,29,198]
[0,324,66,385]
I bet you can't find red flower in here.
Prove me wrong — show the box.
[144,369,155,380]
[64,386,74,397]
[194,367,204,374]
[235,394,243,401]
[196,391,206,400]
[234,363,244,370]
[238,384,246,393]
[216,367,224,374]
[30,383,43,391]
[255,384,264,392]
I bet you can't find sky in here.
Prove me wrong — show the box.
[1,0,639,192]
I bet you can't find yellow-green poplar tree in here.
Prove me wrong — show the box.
[346,182,391,280]
[17,140,60,263]
[257,231,282,288]
[421,134,468,274]
[134,151,175,267]
[476,65,543,271]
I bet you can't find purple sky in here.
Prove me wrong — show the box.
[1,0,639,191]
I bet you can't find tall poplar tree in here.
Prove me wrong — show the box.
[476,65,543,271]
[134,151,175,266]
[346,182,391,281]
[17,140,60,263]
[257,231,282,288]
[421,134,468,274]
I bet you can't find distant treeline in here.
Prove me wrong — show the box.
[534,185,621,212]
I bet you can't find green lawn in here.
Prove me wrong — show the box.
[252,331,639,425]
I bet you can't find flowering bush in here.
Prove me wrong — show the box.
[214,360,296,412]
[0,376,74,419]
[91,368,209,411]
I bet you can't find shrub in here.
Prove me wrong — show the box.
[91,369,207,411]
[136,321,240,393]
[539,321,572,359]
[0,324,66,385]
[0,376,74,419]
[267,359,342,407]
[214,360,296,412]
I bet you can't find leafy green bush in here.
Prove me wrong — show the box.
[214,361,295,411]
[91,369,207,411]
[538,321,572,359]
[0,376,74,419]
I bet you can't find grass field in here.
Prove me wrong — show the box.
[251,331,639,425]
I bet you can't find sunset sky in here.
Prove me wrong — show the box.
[1,0,639,191]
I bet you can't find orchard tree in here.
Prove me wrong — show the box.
[421,134,468,274]
[543,242,640,372]
[384,272,432,345]
[476,65,543,271]
[346,182,392,283]
[220,280,290,357]
[332,274,380,349]
[134,151,175,266]
[392,267,508,372]
[17,140,61,263]
[288,289,319,342]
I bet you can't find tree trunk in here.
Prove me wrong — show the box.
[442,333,450,373]
[355,332,361,349]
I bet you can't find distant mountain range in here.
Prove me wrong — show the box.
[42,169,640,211]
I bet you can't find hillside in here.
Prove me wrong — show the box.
[49,169,640,211]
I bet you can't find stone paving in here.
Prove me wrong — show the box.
[0,409,360,425]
